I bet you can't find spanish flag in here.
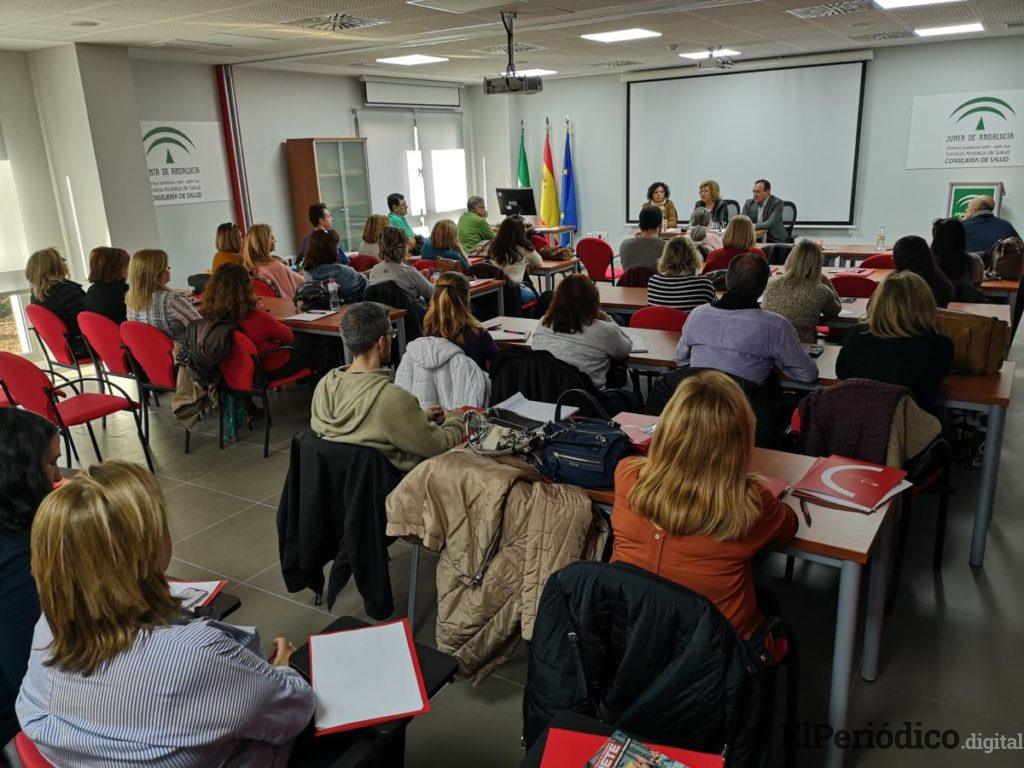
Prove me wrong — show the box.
[540,130,560,228]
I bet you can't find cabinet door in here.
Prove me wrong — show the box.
[339,140,371,249]
[314,141,346,242]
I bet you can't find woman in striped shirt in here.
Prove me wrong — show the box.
[17,461,315,767]
[647,236,717,312]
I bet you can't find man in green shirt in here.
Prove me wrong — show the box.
[386,193,417,249]
[457,195,495,252]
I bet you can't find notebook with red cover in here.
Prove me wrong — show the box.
[791,455,909,513]
[539,728,723,768]
[612,412,658,452]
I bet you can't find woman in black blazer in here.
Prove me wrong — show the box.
[84,247,131,324]
[25,247,88,357]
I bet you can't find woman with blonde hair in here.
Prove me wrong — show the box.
[702,214,766,273]
[611,370,797,639]
[367,225,434,307]
[837,271,953,414]
[126,249,199,342]
[25,247,88,357]
[646,237,716,312]
[420,218,470,269]
[241,223,305,301]
[423,272,498,370]
[761,239,841,343]
[16,460,315,766]
[212,222,243,270]
[358,214,389,258]
[694,179,730,226]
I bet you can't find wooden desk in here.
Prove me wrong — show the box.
[530,258,580,292]
[589,446,897,768]
[262,296,408,359]
[821,244,889,265]
[468,277,505,315]
[597,283,649,316]
[533,225,576,247]
[833,299,1009,326]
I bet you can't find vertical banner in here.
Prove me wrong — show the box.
[907,89,1024,169]
[559,123,577,246]
[141,121,230,206]
[540,123,560,228]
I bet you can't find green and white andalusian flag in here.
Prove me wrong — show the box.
[516,125,531,188]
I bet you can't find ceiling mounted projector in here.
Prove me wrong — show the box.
[696,46,738,71]
[485,12,544,95]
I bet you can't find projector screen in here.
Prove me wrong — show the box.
[627,62,866,226]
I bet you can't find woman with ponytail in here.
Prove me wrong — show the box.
[423,272,498,371]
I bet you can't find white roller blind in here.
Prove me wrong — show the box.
[358,109,416,216]
[417,112,468,219]
[0,126,30,291]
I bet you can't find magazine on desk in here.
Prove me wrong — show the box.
[791,455,909,514]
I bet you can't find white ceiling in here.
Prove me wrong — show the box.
[0,0,1021,82]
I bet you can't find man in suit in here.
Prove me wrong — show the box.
[963,195,1019,254]
[742,179,787,244]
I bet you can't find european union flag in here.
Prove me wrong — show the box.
[559,131,577,247]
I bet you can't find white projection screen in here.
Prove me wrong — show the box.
[627,62,866,225]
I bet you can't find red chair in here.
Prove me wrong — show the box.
[218,331,312,457]
[576,238,622,283]
[252,279,277,298]
[829,274,878,299]
[0,351,153,471]
[120,322,191,453]
[412,259,442,273]
[24,303,93,379]
[349,254,379,272]
[78,312,133,384]
[531,234,549,252]
[629,306,689,332]
[13,733,54,768]
[859,253,894,269]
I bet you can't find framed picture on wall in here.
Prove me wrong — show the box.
[947,182,1004,219]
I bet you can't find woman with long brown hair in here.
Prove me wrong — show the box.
[423,272,498,370]
[84,246,130,323]
[531,273,631,389]
[16,461,315,766]
[611,370,797,638]
[241,223,306,301]
[126,249,200,342]
[488,216,542,305]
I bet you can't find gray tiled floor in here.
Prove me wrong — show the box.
[59,329,1024,767]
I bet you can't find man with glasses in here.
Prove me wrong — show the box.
[310,302,465,472]
[741,179,787,244]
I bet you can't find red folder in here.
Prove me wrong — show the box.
[539,728,723,768]
[758,475,790,500]
[612,412,658,453]
[791,455,908,513]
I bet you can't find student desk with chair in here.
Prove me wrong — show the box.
[529,258,581,292]
[587,445,900,768]
[262,296,409,360]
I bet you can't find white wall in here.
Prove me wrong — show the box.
[463,84,512,215]
[232,66,363,254]
[493,36,1024,248]
[131,58,233,283]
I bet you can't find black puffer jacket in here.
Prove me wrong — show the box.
[523,561,773,767]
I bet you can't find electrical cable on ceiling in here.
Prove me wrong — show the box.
[501,12,516,77]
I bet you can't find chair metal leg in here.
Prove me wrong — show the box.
[784,555,795,582]
[218,395,225,450]
[65,430,81,466]
[886,495,913,614]
[933,472,951,570]
[85,423,103,463]
[262,392,271,458]
[408,543,421,626]
[184,429,191,454]
[63,431,74,468]
[132,410,155,473]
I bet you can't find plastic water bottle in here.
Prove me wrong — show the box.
[875,225,886,249]
[327,278,340,311]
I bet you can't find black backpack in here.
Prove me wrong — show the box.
[177,318,237,390]
[294,280,331,311]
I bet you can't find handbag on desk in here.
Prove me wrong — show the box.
[934,309,1008,375]
[539,390,631,490]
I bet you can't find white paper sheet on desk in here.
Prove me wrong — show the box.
[310,619,427,733]
[624,330,649,353]
[285,310,339,322]
[493,392,577,422]
[169,580,226,609]
[490,329,531,342]
[838,310,859,318]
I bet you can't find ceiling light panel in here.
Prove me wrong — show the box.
[914,22,984,36]
[678,48,742,59]
[873,0,963,8]
[375,53,449,65]
[502,68,557,76]
[580,28,662,43]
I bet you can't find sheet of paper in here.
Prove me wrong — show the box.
[482,319,503,330]
[493,392,577,422]
[285,310,339,322]
[169,580,226,609]
[490,329,531,343]
[310,619,428,734]
[624,330,649,353]
[838,310,859,318]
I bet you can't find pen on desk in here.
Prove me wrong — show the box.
[798,498,812,528]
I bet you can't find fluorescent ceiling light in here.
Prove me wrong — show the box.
[580,28,661,43]
[375,54,449,65]
[874,0,962,8]
[502,69,557,77]
[679,48,741,60]
[914,22,984,37]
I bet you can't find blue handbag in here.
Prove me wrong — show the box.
[539,390,632,490]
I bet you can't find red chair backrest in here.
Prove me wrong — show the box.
[0,351,56,421]
[78,312,131,376]
[629,306,689,332]
[349,254,379,272]
[218,331,258,393]
[252,279,277,298]
[413,259,441,272]
[575,238,614,281]
[25,304,80,365]
[15,733,55,768]
[830,274,879,299]
[531,235,549,252]
[120,322,176,389]
[860,253,894,269]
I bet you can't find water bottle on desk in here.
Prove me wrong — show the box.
[327,278,340,311]
[875,225,886,249]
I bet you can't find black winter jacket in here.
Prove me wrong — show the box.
[277,429,403,619]
[524,561,773,767]
[32,280,88,359]
[489,347,609,418]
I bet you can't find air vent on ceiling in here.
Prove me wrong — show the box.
[588,60,642,69]
[470,42,547,55]
[287,13,388,31]
[787,0,873,20]
[1005,20,1024,30]
[851,31,915,42]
